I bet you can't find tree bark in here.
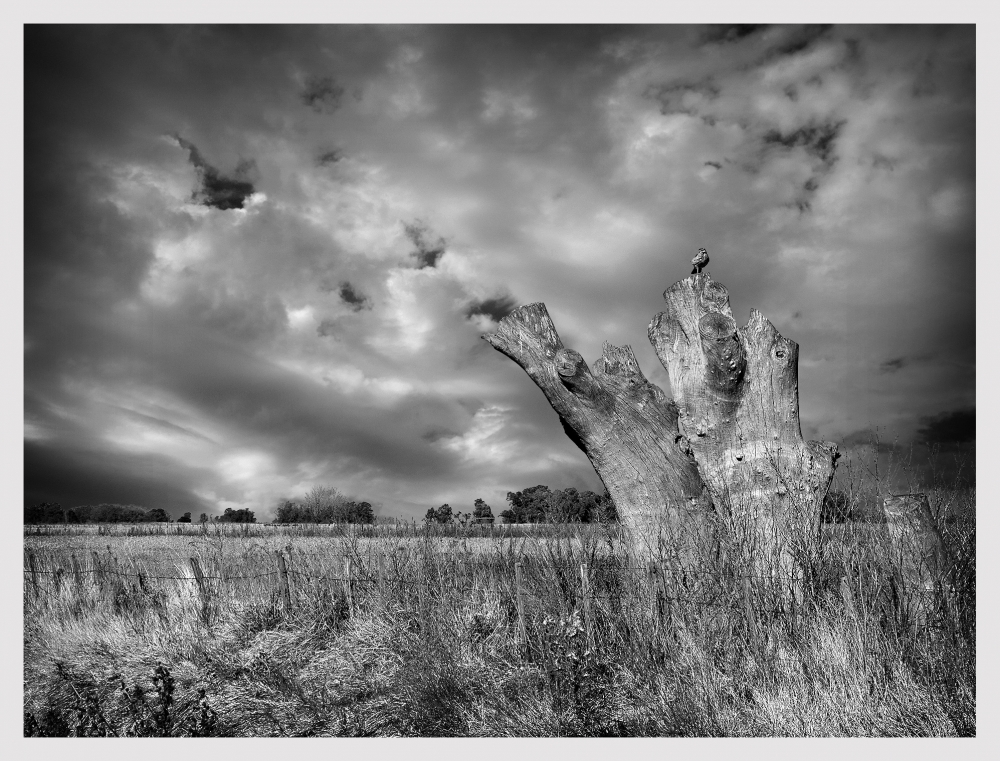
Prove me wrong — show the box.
[484,303,711,542]
[648,274,839,572]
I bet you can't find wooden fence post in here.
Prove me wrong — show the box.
[647,561,660,630]
[514,561,528,647]
[417,559,429,632]
[189,557,209,606]
[91,551,103,591]
[275,551,292,613]
[71,554,84,592]
[376,554,385,597]
[580,563,595,650]
[27,551,39,599]
[344,556,355,618]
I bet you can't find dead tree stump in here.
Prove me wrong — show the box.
[485,272,839,576]
[484,303,711,543]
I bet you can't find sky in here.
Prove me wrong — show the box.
[23,24,976,520]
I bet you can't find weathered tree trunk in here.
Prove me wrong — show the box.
[484,303,711,543]
[484,274,838,576]
[648,274,839,575]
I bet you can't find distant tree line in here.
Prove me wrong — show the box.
[274,486,375,524]
[24,503,259,525]
[424,488,617,525]
[24,503,170,524]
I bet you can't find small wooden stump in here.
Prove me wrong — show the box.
[883,493,946,629]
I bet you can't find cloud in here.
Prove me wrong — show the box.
[339,282,371,311]
[880,357,907,373]
[22,25,975,519]
[301,75,345,113]
[761,121,843,166]
[318,149,343,166]
[173,134,256,210]
[403,220,448,269]
[465,295,518,323]
[699,25,769,45]
[917,408,975,446]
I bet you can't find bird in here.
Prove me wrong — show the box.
[691,247,709,275]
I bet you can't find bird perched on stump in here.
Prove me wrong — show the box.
[691,247,709,274]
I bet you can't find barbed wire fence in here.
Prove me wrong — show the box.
[24,544,965,661]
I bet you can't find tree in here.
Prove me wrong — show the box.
[425,504,454,524]
[505,486,551,523]
[302,485,344,523]
[274,500,300,523]
[219,507,256,523]
[199,513,209,523]
[472,498,494,524]
[485,272,838,571]
[177,512,192,523]
[350,501,375,524]
[146,508,170,523]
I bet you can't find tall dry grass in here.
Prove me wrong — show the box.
[23,472,974,736]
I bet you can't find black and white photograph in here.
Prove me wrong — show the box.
[22,22,976,738]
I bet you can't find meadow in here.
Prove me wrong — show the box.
[23,476,974,737]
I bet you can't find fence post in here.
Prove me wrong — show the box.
[647,561,660,630]
[417,559,428,632]
[27,551,39,599]
[514,561,528,647]
[376,554,385,596]
[343,556,355,618]
[275,551,292,613]
[883,493,946,629]
[189,557,209,606]
[580,563,595,650]
[91,550,103,586]
[71,554,84,593]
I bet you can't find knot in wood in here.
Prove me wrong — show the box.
[698,312,736,342]
[555,348,584,378]
[699,280,730,311]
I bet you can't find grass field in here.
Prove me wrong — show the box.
[23,481,974,737]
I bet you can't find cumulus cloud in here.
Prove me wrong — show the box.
[23,25,975,520]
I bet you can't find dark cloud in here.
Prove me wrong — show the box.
[917,409,975,446]
[704,161,722,169]
[174,135,256,210]
[404,220,447,269]
[880,357,907,373]
[339,282,370,311]
[700,25,768,45]
[761,121,844,166]
[466,295,518,323]
[302,75,345,113]
[645,79,720,117]
[25,440,214,515]
[768,25,833,58]
[318,149,343,166]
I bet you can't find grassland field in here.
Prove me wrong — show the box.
[23,486,975,737]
